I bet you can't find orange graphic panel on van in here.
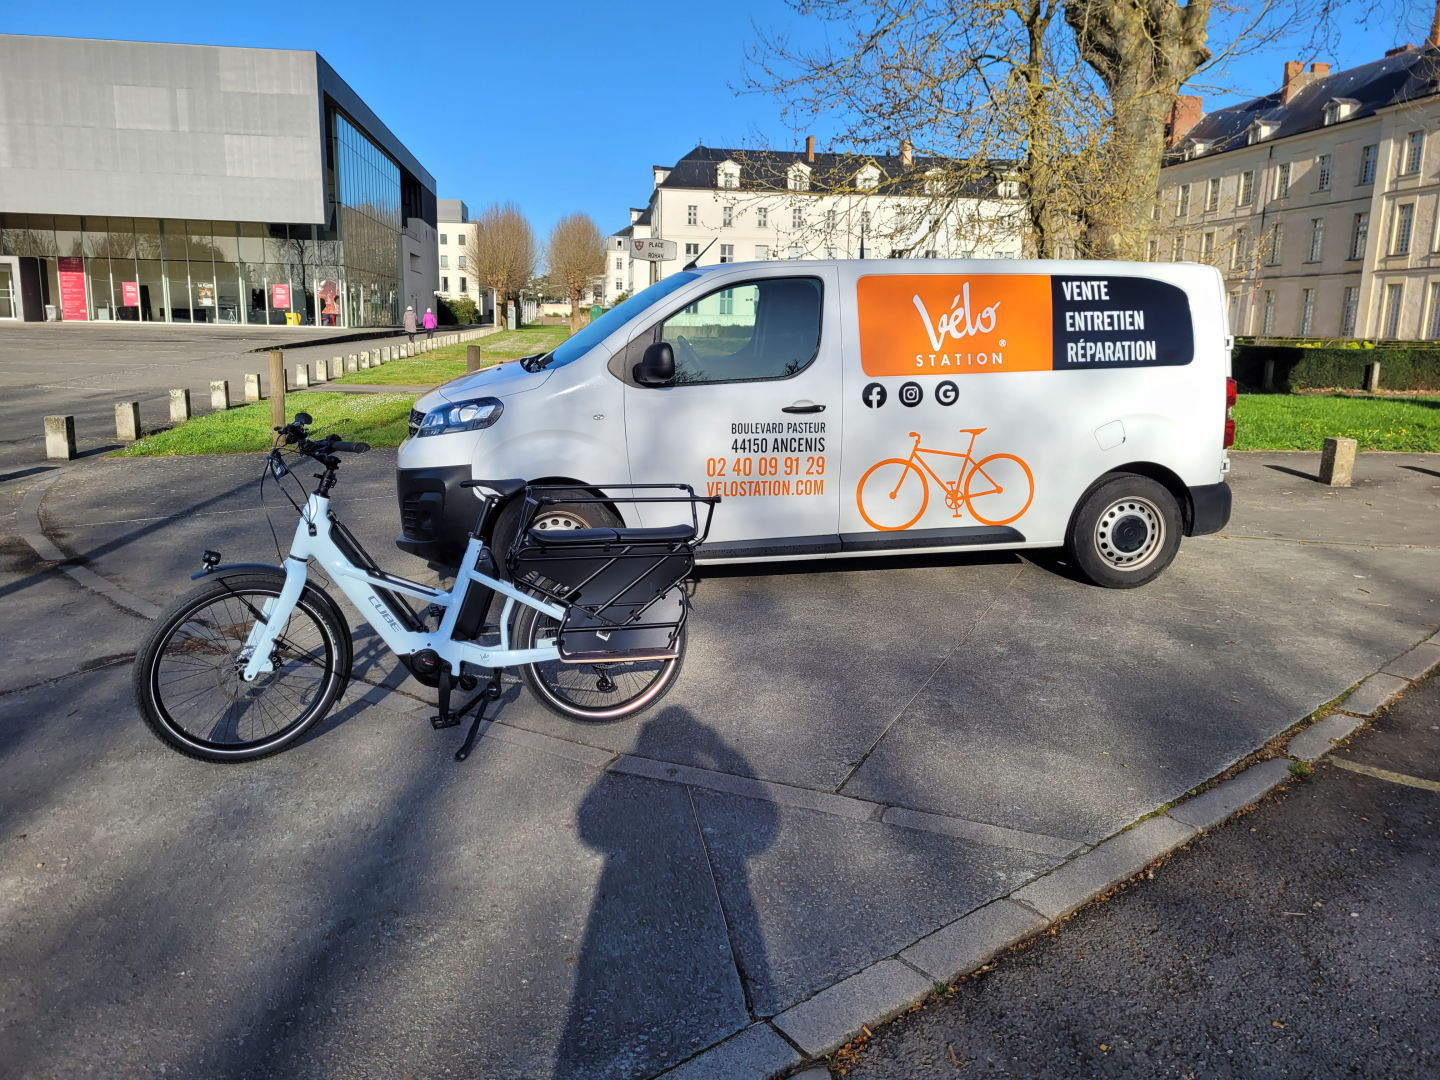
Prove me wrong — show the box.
[857,275,1053,377]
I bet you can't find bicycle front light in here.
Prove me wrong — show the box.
[418,396,504,437]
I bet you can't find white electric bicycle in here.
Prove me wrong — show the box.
[132,412,718,763]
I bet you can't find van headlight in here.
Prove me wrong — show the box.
[417,396,504,436]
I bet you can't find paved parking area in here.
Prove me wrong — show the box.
[0,448,1437,1078]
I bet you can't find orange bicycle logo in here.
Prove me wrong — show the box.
[857,429,1035,531]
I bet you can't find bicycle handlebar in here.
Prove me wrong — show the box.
[329,441,370,454]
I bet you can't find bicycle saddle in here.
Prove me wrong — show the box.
[460,478,527,498]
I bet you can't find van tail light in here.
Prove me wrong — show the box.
[1223,376,1237,448]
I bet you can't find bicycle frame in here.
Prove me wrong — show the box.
[239,492,564,683]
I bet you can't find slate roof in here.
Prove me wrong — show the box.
[652,144,1008,197]
[1170,46,1440,163]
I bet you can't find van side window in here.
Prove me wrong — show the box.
[658,277,822,384]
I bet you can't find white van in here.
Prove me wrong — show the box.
[395,259,1233,588]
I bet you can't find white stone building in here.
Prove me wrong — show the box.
[604,142,1023,306]
[1155,43,1440,340]
[436,198,495,322]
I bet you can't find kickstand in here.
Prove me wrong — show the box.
[455,671,504,762]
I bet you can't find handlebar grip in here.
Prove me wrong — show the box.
[330,441,370,453]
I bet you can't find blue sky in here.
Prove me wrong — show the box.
[2,1,1413,239]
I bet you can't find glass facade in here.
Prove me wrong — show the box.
[0,109,414,327]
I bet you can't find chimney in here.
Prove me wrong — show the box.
[1431,0,1440,47]
[1165,95,1204,148]
[900,138,913,169]
[805,135,815,164]
[652,166,671,188]
[1385,43,1413,57]
[1310,61,1331,76]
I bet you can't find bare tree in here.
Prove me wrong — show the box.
[466,203,537,325]
[545,214,606,334]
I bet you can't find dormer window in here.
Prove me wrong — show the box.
[787,162,812,192]
[1323,99,1358,125]
[1246,121,1279,145]
[716,160,740,190]
[855,163,881,190]
[997,179,1019,198]
[1184,139,1211,159]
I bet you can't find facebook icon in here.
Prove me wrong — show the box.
[862,382,887,409]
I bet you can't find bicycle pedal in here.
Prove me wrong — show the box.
[430,713,461,730]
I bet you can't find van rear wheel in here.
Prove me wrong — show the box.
[1065,475,1182,589]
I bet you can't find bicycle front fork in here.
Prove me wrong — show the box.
[240,562,308,681]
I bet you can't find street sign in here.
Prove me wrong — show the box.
[630,238,677,262]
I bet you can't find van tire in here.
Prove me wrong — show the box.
[1065,474,1182,589]
[489,488,623,575]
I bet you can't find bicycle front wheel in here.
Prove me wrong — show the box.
[963,453,1035,526]
[514,590,685,722]
[857,458,929,531]
[132,573,349,762]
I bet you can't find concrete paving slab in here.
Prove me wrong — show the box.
[691,787,1059,1016]
[880,806,1083,857]
[899,899,1048,984]
[1336,668,1440,785]
[1288,712,1368,762]
[1010,816,1198,922]
[772,959,933,1057]
[1340,672,1412,716]
[612,752,880,821]
[661,1023,802,1080]
[1382,640,1440,682]
[1166,758,1295,830]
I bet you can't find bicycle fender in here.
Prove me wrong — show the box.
[194,563,355,694]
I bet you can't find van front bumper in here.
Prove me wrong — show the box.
[1186,482,1232,536]
[395,465,475,568]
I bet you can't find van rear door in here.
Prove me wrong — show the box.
[623,268,842,555]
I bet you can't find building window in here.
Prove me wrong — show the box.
[1230,230,1247,271]
[1342,286,1360,336]
[923,249,938,258]
[1428,282,1440,339]
[685,243,700,258]
[687,205,698,226]
[754,245,769,260]
[615,257,623,270]
[1205,177,1221,212]
[719,288,734,315]
[860,210,871,231]
[1172,233,1186,261]
[1238,170,1254,206]
[722,205,733,227]
[756,207,768,228]
[1266,222,1283,265]
[1349,212,1369,259]
[788,243,803,259]
[1176,184,1191,217]
[825,246,837,259]
[1201,231,1216,262]
[1228,292,1239,331]
[1273,162,1291,200]
[457,255,466,269]
[1262,290,1275,334]
[440,254,448,268]
[440,234,447,245]
[1360,145,1378,184]
[1307,218,1325,262]
[1404,131,1424,175]
[441,276,449,292]
[1152,202,1162,221]
[615,278,623,291]
[459,277,466,293]
[958,250,974,258]
[719,244,734,263]
[1393,203,1415,254]
[825,209,837,230]
[1147,238,1159,261]
[1316,154,1332,191]
[1301,288,1316,335]
[792,207,804,228]
[1383,282,1404,337]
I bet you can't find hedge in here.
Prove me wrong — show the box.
[1233,343,1440,392]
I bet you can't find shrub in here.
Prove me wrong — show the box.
[1234,343,1440,391]
[436,294,481,325]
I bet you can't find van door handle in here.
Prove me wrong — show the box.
[782,401,825,414]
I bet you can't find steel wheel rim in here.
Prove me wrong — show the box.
[532,511,590,532]
[1094,495,1165,571]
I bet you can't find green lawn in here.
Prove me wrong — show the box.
[114,392,417,456]
[1232,392,1440,452]
[333,325,572,387]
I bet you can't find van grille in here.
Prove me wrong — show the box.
[407,408,425,438]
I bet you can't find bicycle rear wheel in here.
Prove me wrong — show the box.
[132,573,349,762]
[857,458,929,531]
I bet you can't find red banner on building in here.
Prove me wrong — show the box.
[57,257,88,321]
[122,281,140,307]
[272,284,291,310]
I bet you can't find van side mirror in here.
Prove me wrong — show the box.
[634,341,675,386]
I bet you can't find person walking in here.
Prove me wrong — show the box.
[403,305,417,343]
[422,307,437,340]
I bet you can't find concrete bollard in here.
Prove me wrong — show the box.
[1319,436,1357,487]
[331,356,343,379]
[346,354,359,373]
[1364,361,1381,392]
[311,358,327,384]
[244,373,263,402]
[357,351,369,370]
[211,380,230,412]
[115,402,141,441]
[381,346,391,362]
[170,388,192,423]
[467,345,482,373]
[293,363,309,389]
[45,415,77,460]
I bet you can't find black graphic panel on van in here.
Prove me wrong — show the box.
[1050,277,1194,370]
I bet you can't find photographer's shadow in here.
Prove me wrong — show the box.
[554,710,776,1080]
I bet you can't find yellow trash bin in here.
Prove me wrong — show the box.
[286,312,302,326]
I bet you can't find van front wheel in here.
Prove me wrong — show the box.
[1065,475,1182,589]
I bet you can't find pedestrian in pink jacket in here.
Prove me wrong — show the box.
[423,308,437,339]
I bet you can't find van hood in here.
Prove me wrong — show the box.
[436,361,553,402]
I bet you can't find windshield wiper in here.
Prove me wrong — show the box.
[519,352,553,372]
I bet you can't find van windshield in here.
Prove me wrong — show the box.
[534,273,698,370]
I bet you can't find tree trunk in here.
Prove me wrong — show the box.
[569,287,583,335]
[1064,0,1211,257]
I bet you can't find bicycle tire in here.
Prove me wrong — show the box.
[962,453,1035,526]
[513,582,686,722]
[132,573,349,762]
[856,458,929,531]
